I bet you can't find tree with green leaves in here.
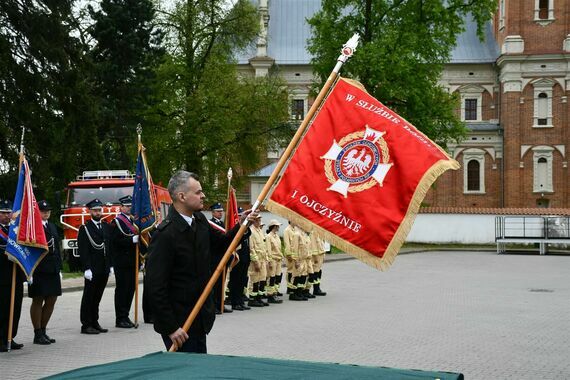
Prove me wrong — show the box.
[0,1,104,202]
[88,0,165,169]
[147,0,291,198]
[308,0,498,145]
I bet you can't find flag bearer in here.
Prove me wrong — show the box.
[0,199,25,352]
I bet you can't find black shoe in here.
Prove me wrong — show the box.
[248,299,264,307]
[81,326,100,334]
[11,340,23,350]
[276,291,284,297]
[34,330,51,345]
[232,304,246,311]
[267,295,283,304]
[286,288,294,294]
[289,293,308,301]
[304,290,316,299]
[116,320,134,328]
[93,324,108,333]
[42,328,56,343]
[144,318,154,324]
[313,287,327,296]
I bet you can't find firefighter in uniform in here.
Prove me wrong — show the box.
[265,219,283,303]
[283,222,296,294]
[309,231,327,296]
[289,224,310,301]
[302,227,316,300]
[209,202,232,314]
[248,215,268,307]
[28,200,62,345]
[111,195,137,328]
[79,199,112,334]
[0,199,25,351]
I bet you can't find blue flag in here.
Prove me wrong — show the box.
[5,156,48,280]
[132,144,157,246]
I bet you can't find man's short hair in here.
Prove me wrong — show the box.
[168,171,200,200]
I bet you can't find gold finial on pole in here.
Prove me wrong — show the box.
[136,123,142,144]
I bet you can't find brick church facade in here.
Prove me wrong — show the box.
[239,1,570,211]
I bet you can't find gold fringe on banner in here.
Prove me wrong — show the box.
[266,157,459,272]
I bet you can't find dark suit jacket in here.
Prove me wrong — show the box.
[35,222,62,274]
[146,207,240,337]
[110,214,136,268]
[78,220,112,275]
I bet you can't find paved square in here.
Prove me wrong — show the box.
[3,251,570,379]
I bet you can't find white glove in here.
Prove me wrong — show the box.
[110,267,114,276]
[59,271,63,280]
[28,277,33,285]
[84,269,93,281]
[132,235,139,244]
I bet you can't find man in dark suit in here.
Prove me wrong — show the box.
[209,202,232,315]
[0,199,25,352]
[146,171,254,353]
[78,199,112,335]
[28,200,62,345]
[110,195,137,328]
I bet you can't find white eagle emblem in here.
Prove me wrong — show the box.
[321,125,393,197]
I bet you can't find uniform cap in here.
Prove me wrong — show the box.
[268,219,282,228]
[0,199,13,212]
[237,207,244,214]
[86,199,103,210]
[210,202,224,211]
[38,200,52,211]
[119,195,132,206]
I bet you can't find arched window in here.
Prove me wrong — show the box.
[536,157,548,190]
[532,81,553,128]
[533,147,554,193]
[463,149,486,194]
[467,160,480,191]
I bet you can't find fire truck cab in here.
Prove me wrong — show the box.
[60,170,171,260]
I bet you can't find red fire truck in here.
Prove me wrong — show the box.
[60,170,171,261]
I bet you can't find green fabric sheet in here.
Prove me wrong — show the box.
[44,352,463,379]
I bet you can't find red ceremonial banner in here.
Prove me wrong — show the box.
[267,78,459,270]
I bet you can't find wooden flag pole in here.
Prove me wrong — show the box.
[134,243,140,328]
[7,263,16,352]
[134,124,143,328]
[220,168,233,314]
[169,34,360,352]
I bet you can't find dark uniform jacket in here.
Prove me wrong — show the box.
[110,213,136,268]
[34,222,62,274]
[78,220,112,275]
[0,224,26,286]
[146,207,240,337]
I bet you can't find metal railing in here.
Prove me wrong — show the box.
[496,216,570,240]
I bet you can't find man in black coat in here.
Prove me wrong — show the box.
[78,199,112,335]
[146,171,253,353]
[110,195,137,328]
[0,199,25,352]
[28,200,62,345]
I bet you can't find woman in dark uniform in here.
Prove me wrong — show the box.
[28,200,62,345]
